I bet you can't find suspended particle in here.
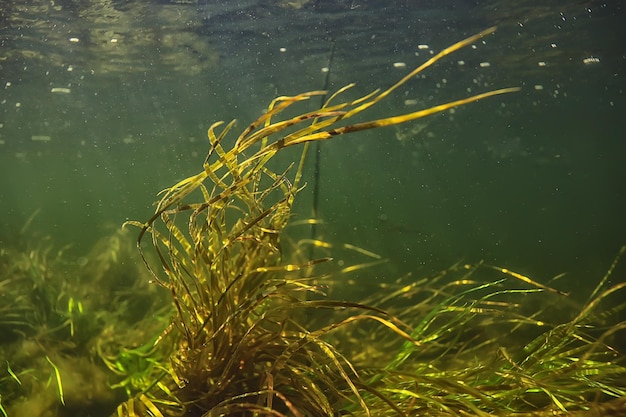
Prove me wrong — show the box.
[582,56,600,65]
[32,135,52,142]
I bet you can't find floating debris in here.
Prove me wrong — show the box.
[393,62,407,69]
[51,87,71,94]
[479,61,491,68]
[583,56,600,65]
[31,135,52,142]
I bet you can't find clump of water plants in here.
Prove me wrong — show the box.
[112,27,625,417]
[2,27,624,417]
[0,222,166,417]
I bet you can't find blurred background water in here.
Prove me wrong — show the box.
[1,0,625,295]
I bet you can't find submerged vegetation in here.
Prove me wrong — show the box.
[1,28,625,416]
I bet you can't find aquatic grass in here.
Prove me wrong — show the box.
[0,219,170,415]
[112,26,626,417]
[352,256,626,416]
[118,27,522,417]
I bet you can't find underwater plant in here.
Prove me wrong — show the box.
[113,26,626,417]
[116,27,521,416]
[0,221,167,417]
[118,25,626,417]
[2,26,619,417]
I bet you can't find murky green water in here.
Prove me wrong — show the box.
[2,1,626,416]
[1,0,625,294]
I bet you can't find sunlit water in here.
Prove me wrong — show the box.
[1,0,625,294]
